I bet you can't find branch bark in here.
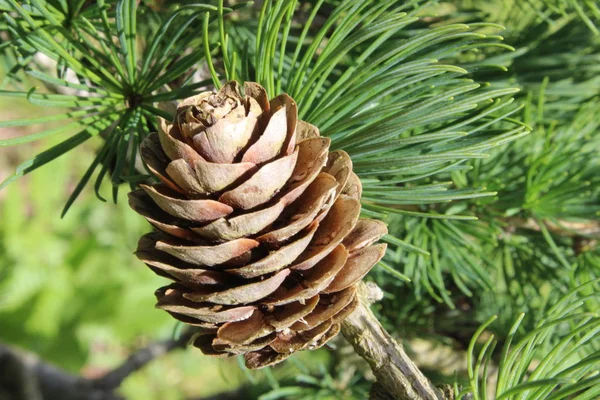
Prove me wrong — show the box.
[504,217,600,238]
[92,330,194,391]
[0,330,194,400]
[341,282,447,400]
[0,343,121,400]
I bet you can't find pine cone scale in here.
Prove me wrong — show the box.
[130,81,388,369]
[323,243,387,294]
[166,159,207,195]
[191,199,287,241]
[158,118,203,166]
[140,184,233,223]
[193,158,256,193]
[240,105,291,164]
[154,236,259,267]
[269,318,334,354]
[192,113,257,163]
[129,191,187,238]
[267,244,349,306]
[290,197,361,271]
[156,288,256,324]
[218,148,299,209]
[290,287,357,331]
[257,173,338,244]
[183,269,291,305]
[268,295,321,330]
[227,221,319,279]
[244,349,289,369]
[216,309,271,345]
[213,333,278,355]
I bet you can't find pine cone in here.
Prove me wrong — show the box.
[129,81,387,369]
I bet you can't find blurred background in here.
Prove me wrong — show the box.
[1,0,599,399]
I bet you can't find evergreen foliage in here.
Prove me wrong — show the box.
[0,0,598,399]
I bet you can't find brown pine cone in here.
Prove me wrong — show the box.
[129,81,387,369]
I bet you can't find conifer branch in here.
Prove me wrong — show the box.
[0,342,121,400]
[341,282,447,400]
[91,329,195,391]
[503,217,600,238]
[0,331,195,400]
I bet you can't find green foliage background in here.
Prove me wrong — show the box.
[0,0,599,399]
